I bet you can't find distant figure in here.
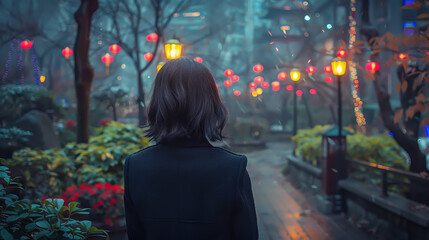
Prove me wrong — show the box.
[123,58,258,240]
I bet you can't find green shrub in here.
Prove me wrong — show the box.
[228,117,269,142]
[292,125,408,170]
[0,85,62,125]
[1,121,150,197]
[0,166,108,240]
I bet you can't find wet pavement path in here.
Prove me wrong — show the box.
[242,142,371,240]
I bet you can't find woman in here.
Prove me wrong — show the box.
[124,58,258,240]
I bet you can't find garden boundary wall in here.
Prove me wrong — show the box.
[285,155,429,240]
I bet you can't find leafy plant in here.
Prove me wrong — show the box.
[0,166,109,240]
[0,127,33,142]
[64,121,150,185]
[292,125,408,170]
[1,121,150,197]
[1,148,76,198]
[0,85,63,126]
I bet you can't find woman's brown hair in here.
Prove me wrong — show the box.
[145,58,227,142]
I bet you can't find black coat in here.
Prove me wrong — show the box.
[123,137,258,240]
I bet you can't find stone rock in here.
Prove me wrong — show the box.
[13,110,60,149]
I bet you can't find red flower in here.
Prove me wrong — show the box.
[113,185,121,191]
[65,120,76,130]
[88,189,96,195]
[110,199,116,205]
[95,183,103,189]
[104,182,112,190]
[41,196,50,203]
[105,218,112,225]
[70,196,77,201]
[74,192,79,197]
[99,119,112,126]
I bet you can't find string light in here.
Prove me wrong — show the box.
[348,0,366,129]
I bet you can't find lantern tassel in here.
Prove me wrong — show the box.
[106,66,109,75]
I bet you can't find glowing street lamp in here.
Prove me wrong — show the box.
[331,57,347,182]
[290,68,301,81]
[331,58,346,76]
[165,39,182,60]
[290,68,301,152]
[157,62,165,72]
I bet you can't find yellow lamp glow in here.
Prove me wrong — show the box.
[40,76,46,83]
[331,58,346,76]
[157,62,165,72]
[290,68,301,81]
[251,91,258,97]
[165,39,182,60]
[256,88,263,95]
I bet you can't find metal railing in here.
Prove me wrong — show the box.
[346,158,429,202]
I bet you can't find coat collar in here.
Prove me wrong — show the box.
[158,136,213,148]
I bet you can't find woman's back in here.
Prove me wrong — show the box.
[124,138,258,240]
[124,58,258,239]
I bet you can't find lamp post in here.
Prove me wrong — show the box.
[165,39,182,60]
[290,68,301,155]
[331,57,347,180]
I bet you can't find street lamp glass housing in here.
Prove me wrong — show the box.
[290,68,301,81]
[157,62,165,72]
[331,58,346,76]
[165,39,182,60]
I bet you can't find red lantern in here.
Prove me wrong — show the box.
[249,88,256,93]
[101,53,114,67]
[324,66,332,74]
[253,64,264,73]
[271,81,280,87]
[249,82,257,88]
[231,75,240,82]
[234,90,241,96]
[337,50,346,58]
[146,33,159,42]
[20,40,33,50]
[144,53,153,61]
[224,80,232,87]
[261,82,269,88]
[254,76,264,84]
[365,62,380,74]
[109,44,121,55]
[286,85,294,91]
[398,53,407,60]
[224,69,234,77]
[62,47,73,59]
[273,86,280,92]
[309,89,317,95]
[325,76,333,83]
[306,66,316,75]
[296,90,303,96]
[194,57,203,63]
[102,53,114,75]
[278,72,287,81]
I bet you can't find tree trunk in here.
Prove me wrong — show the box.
[73,0,99,143]
[280,93,289,131]
[137,71,146,127]
[361,28,427,174]
[112,100,117,121]
[302,93,314,128]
